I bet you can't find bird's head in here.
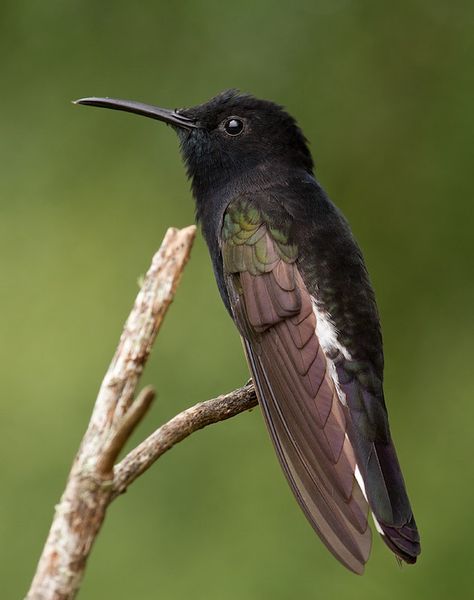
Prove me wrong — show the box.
[74,90,313,198]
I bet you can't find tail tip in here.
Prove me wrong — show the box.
[380,516,421,564]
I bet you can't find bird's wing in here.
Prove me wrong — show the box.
[221,200,371,574]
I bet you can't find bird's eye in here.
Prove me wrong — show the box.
[224,118,244,136]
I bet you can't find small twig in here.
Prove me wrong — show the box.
[97,386,156,475]
[112,382,258,498]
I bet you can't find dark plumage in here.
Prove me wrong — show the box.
[75,90,420,573]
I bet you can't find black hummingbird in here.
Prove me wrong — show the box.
[74,90,420,573]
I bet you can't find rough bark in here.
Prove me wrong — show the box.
[23,227,180,597]
[26,224,258,600]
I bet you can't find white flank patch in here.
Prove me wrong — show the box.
[311,299,352,360]
[326,359,347,405]
[311,298,351,405]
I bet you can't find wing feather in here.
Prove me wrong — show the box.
[222,213,372,573]
[245,340,370,572]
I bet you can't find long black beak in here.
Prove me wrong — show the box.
[73,97,198,130]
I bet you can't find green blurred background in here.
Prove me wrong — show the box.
[1,1,473,598]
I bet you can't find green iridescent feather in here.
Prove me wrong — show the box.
[222,200,297,274]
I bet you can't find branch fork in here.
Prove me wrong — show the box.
[25,225,257,600]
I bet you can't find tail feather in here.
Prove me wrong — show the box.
[335,360,421,564]
[370,441,420,563]
[380,514,420,563]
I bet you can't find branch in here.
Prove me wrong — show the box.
[26,224,258,600]
[97,386,156,475]
[112,382,257,498]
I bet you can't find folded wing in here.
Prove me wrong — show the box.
[221,203,372,573]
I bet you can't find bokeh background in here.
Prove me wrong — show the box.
[1,1,473,598]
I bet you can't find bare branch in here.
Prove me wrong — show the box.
[82,224,197,459]
[25,221,261,600]
[112,382,257,498]
[26,225,197,600]
[26,223,260,600]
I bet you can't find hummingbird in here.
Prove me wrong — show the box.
[74,90,420,573]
